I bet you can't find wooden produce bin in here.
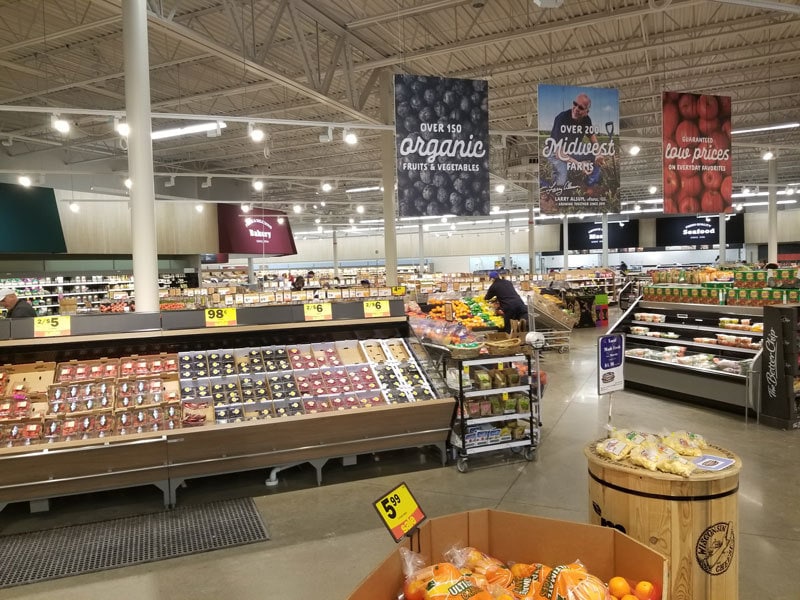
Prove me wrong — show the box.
[585,442,741,600]
[166,398,455,500]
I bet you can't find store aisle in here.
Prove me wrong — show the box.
[1,326,798,599]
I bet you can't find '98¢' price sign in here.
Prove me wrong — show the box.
[373,482,426,542]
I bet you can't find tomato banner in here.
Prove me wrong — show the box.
[662,92,733,214]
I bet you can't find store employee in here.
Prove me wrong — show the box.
[0,289,36,318]
[484,272,528,333]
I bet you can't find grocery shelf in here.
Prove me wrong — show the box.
[462,439,532,454]
[463,384,529,398]
[624,354,748,380]
[630,320,763,337]
[463,412,530,425]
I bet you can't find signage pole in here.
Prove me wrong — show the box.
[528,192,536,275]
[418,222,425,275]
[332,227,339,280]
[563,217,569,270]
[505,215,511,271]
[601,213,609,268]
[718,213,727,264]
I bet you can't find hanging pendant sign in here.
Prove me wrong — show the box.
[304,302,332,321]
[373,482,426,542]
[205,308,237,327]
[34,315,71,338]
[363,300,391,318]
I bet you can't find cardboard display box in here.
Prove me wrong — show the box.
[348,509,667,600]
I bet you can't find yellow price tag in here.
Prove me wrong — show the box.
[34,315,71,338]
[373,482,426,542]
[205,307,237,327]
[304,302,332,321]
[363,300,390,318]
[391,286,406,296]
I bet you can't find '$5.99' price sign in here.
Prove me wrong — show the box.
[373,482,426,542]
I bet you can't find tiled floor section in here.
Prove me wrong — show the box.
[1,325,798,599]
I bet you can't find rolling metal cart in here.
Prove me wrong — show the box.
[446,352,542,472]
[527,294,572,353]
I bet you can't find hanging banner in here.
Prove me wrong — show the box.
[662,92,732,214]
[217,205,297,255]
[394,74,490,217]
[538,84,620,215]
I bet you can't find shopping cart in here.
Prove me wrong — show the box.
[526,294,573,353]
[538,328,571,353]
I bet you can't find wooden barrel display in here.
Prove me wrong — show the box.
[584,441,741,600]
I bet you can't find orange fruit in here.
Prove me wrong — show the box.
[608,576,632,598]
[634,580,657,600]
[621,595,638,600]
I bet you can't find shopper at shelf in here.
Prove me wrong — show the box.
[0,289,36,318]
[620,261,628,275]
[292,275,305,291]
[484,272,527,334]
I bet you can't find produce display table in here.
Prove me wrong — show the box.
[585,441,741,600]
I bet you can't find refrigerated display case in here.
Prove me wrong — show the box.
[760,304,800,429]
[0,301,456,511]
[609,300,762,412]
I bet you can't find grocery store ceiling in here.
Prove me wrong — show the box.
[0,0,799,233]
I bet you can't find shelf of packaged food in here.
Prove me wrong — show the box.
[459,438,532,454]
[629,320,763,337]
[462,412,530,426]
[463,385,530,398]
[626,335,760,355]
[461,356,527,367]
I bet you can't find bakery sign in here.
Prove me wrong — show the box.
[217,204,297,255]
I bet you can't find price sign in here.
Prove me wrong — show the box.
[391,286,406,296]
[205,307,237,327]
[373,482,426,542]
[363,300,390,319]
[34,315,71,338]
[304,302,332,321]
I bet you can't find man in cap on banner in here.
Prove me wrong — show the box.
[0,288,36,318]
[484,272,527,333]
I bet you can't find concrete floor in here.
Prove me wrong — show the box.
[1,324,798,599]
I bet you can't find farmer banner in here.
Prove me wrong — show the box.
[394,74,490,217]
[538,84,620,215]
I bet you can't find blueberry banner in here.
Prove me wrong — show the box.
[394,74,490,217]
[662,92,732,214]
[538,84,620,215]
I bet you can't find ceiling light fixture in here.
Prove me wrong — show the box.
[320,201,326,207]
[495,183,506,194]
[114,117,130,137]
[321,182,333,192]
[252,180,264,192]
[762,149,775,161]
[356,205,365,214]
[742,186,751,195]
[343,129,358,145]
[195,204,204,213]
[293,204,302,214]
[314,217,321,224]
[319,126,333,143]
[731,122,799,135]
[277,216,285,224]
[346,186,380,193]
[151,121,226,140]
[201,176,212,189]
[628,145,641,156]
[164,175,175,188]
[248,123,266,143]
[124,178,133,189]
[69,202,80,213]
[17,175,32,187]
[51,114,70,134]
[649,185,658,194]
[348,217,355,224]
[241,203,251,213]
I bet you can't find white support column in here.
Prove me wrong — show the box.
[505,214,511,271]
[247,257,256,285]
[123,2,159,313]
[601,213,609,268]
[528,190,536,275]
[380,71,398,285]
[562,217,569,270]
[332,228,339,279]
[768,159,778,263]
[718,214,727,264]
[418,222,425,273]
